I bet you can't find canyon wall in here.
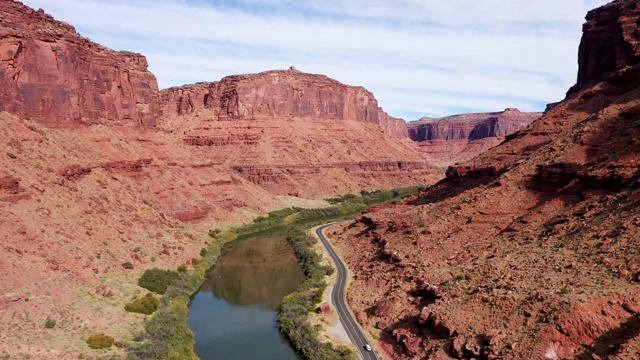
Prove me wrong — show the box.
[160,68,408,138]
[0,1,159,126]
[407,108,541,142]
[574,0,640,87]
[406,108,541,166]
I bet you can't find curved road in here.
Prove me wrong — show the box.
[315,224,379,360]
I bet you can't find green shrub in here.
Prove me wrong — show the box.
[177,264,187,273]
[199,248,208,257]
[325,193,361,205]
[560,287,569,294]
[125,293,160,315]
[87,334,114,349]
[126,296,195,359]
[44,317,56,329]
[138,268,180,295]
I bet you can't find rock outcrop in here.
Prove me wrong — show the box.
[158,70,442,199]
[0,0,159,126]
[406,108,541,166]
[330,1,640,359]
[160,68,408,138]
[407,108,540,142]
[573,0,640,89]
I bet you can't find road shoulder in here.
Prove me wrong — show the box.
[306,225,355,348]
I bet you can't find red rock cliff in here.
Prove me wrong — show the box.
[406,108,541,142]
[405,108,541,166]
[160,68,408,138]
[572,0,640,91]
[0,0,159,126]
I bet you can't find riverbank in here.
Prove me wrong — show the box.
[278,229,356,360]
[121,186,425,359]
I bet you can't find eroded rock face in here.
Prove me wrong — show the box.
[574,0,640,88]
[406,108,542,166]
[160,69,408,138]
[0,1,159,126]
[407,108,541,142]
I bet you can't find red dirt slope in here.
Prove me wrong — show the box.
[329,1,640,359]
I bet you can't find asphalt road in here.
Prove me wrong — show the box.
[316,224,379,360]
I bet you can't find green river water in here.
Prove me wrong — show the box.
[188,232,305,359]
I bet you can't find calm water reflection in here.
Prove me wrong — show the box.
[189,233,305,360]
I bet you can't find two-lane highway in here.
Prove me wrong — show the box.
[315,224,378,360]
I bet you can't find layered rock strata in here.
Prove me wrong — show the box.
[160,68,408,138]
[574,0,640,87]
[407,108,542,166]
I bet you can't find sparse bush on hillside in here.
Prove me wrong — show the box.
[138,268,180,295]
[325,193,360,204]
[87,334,114,349]
[44,317,56,329]
[125,293,160,315]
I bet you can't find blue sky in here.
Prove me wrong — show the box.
[23,0,609,120]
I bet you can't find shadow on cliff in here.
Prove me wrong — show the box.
[519,66,640,216]
[405,167,507,207]
[566,64,640,166]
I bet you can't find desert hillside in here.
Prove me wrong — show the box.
[329,1,640,359]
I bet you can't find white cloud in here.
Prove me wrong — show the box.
[21,0,609,119]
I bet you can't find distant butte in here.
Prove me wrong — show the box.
[407,108,542,166]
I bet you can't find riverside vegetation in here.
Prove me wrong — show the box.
[279,230,356,360]
[118,186,425,359]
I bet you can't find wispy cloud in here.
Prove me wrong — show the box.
[22,0,609,119]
